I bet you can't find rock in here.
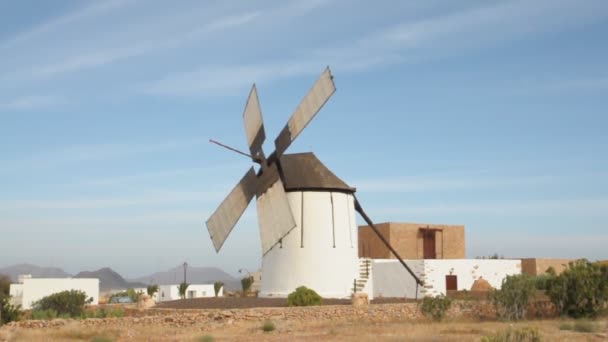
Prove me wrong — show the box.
[351,293,369,306]
[471,277,493,291]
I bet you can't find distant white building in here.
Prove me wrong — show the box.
[9,274,99,309]
[157,284,221,302]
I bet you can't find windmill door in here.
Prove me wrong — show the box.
[446,275,458,291]
[423,230,436,259]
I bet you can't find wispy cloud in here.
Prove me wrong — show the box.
[3,138,205,171]
[0,95,64,111]
[0,0,137,49]
[0,190,223,211]
[353,174,554,193]
[369,198,608,216]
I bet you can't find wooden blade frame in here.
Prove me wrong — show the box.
[206,167,258,252]
[243,85,266,162]
[256,178,297,255]
[274,67,336,156]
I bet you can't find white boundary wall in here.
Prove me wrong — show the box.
[260,191,359,298]
[157,284,219,302]
[372,259,521,298]
[10,278,99,309]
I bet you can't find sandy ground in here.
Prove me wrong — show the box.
[1,317,607,341]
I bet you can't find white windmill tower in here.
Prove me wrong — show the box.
[206,67,422,298]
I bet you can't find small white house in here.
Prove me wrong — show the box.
[362,259,522,299]
[9,275,100,309]
[157,284,221,302]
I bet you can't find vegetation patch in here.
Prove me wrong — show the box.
[262,320,276,332]
[490,274,536,321]
[287,286,322,307]
[32,290,91,318]
[197,335,215,342]
[480,326,542,342]
[420,295,452,321]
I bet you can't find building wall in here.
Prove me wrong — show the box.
[11,278,99,310]
[157,284,219,302]
[358,223,391,259]
[371,259,521,298]
[421,259,521,297]
[359,222,465,259]
[520,258,573,276]
[371,259,424,298]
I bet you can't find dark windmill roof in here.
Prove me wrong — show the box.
[279,152,355,193]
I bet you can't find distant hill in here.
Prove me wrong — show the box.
[129,265,240,291]
[0,264,71,282]
[75,268,146,292]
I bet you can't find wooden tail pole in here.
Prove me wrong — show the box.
[354,196,423,287]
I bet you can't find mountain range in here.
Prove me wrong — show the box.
[0,264,239,292]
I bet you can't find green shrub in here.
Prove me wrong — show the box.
[546,259,608,318]
[480,326,542,342]
[31,309,70,320]
[420,295,452,321]
[109,288,141,303]
[91,336,114,342]
[287,286,322,307]
[532,274,553,291]
[241,277,254,293]
[146,285,159,297]
[197,335,214,342]
[1,296,22,325]
[558,322,572,331]
[214,282,224,297]
[81,306,125,319]
[490,274,536,321]
[32,290,91,318]
[262,320,276,332]
[572,320,598,333]
[178,282,189,299]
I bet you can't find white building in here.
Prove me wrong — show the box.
[361,259,522,299]
[9,275,99,309]
[156,284,221,302]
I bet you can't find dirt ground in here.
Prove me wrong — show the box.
[154,297,413,309]
[2,317,607,341]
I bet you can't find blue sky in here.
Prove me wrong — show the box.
[1,0,607,278]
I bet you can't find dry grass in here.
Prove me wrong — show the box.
[1,317,607,341]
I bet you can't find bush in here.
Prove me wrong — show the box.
[480,326,541,342]
[241,277,253,293]
[420,295,452,321]
[81,306,125,319]
[287,286,322,307]
[490,274,536,321]
[1,296,22,325]
[178,282,189,299]
[197,335,214,342]
[532,274,552,291]
[32,290,91,318]
[546,259,608,318]
[109,288,141,303]
[214,282,224,297]
[146,285,159,297]
[262,320,276,332]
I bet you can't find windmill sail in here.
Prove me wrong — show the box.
[206,167,258,252]
[274,67,336,156]
[256,178,297,255]
[243,84,266,161]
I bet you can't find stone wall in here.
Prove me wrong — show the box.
[2,300,558,330]
[520,258,573,276]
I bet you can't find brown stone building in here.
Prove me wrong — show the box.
[358,222,465,259]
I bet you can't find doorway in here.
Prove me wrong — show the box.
[446,275,458,291]
[422,230,436,259]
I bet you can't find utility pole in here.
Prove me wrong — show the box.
[183,262,188,284]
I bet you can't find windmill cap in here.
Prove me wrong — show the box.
[279,152,356,193]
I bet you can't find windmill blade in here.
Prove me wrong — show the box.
[243,84,266,161]
[274,67,336,157]
[256,178,297,255]
[206,167,258,252]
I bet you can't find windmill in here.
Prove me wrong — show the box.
[206,67,422,298]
